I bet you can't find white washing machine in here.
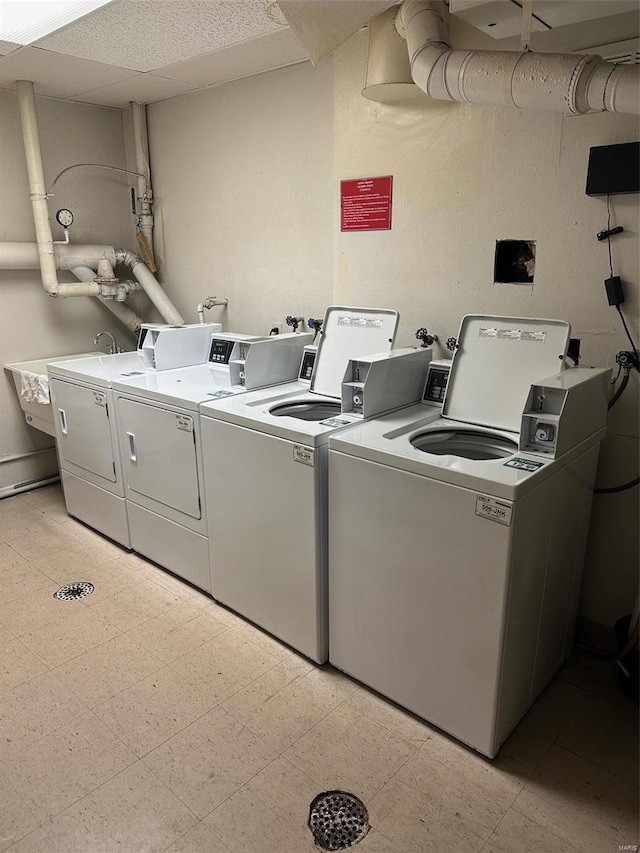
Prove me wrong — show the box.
[48,323,221,547]
[111,332,313,592]
[199,306,432,664]
[328,315,611,757]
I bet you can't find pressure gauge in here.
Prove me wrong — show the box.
[55,208,74,228]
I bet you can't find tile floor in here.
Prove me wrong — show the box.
[0,485,638,853]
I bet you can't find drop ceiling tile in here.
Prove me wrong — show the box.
[0,40,21,56]
[37,0,286,73]
[70,74,200,108]
[0,47,136,97]
[155,27,308,86]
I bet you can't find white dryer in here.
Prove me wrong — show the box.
[48,323,221,547]
[199,306,432,664]
[111,332,313,592]
[328,315,611,757]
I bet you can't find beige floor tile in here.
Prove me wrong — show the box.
[0,672,87,762]
[88,580,184,631]
[162,821,231,853]
[0,637,48,696]
[347,829,402,852]
[29,546,131,590]
[231,618,299,663]
[557,648,618,694]
[143,705,277,818]
[385,731,524,842]
[126,601,230,663]
[0,510,70,544]
[95,666,214,757]
[6,526,82,562]
[2,826,61,853]
[16,487,64,511]
[345,686,432,745]
[368,777,486,853]
[45,762,197,853]
[515,678,586,742]
[222,659,353,752]
[133,562,206,603]
[205,756,319,853]
[556,691,639,782]
[283,701,418,802]
[169,628,284,704]
[53,633,161,707]
[20,607,121,668]
[512,745,639,853]
[0,768,40,853]
[481,808,582,853]
[2,712,137,823]
[2,564,54,606]
[0,582,79,637]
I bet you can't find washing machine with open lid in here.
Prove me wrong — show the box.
[408,314,571,460]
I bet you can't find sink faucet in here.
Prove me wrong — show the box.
[93,331,119,355]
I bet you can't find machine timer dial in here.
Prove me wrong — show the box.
[55,208,74,228]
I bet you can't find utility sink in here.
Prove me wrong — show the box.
[5,353,99,436]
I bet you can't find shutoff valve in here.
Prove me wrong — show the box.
[415,328,438,348]
[446,337,458,352]
[308,318,323,341]
[286,316,305,333]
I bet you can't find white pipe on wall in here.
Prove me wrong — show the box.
[71,266,143,332]
[131,101,155,261]
[16,80,60,295]
[119,250,184,325]
[397,0,640,116]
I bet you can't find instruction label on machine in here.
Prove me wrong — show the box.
[93,392,106,407]
[479,328,547,343]
[176,415,193,432]
[504,457,545,472]
[293,445,314,466]
[207,390,233,398]
[475,495,513,527]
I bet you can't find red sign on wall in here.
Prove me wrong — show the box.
[340,176,393,232]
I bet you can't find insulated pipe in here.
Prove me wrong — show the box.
[0,242,117,270]
[131,102,155,268]
[16,81,59,295]
[72,265,143,332]
[116,249,184,325]
[396,0,640,115]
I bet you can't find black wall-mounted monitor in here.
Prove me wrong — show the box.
[586,141,639,196]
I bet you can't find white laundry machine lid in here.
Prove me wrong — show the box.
[310,306,398,399]
[442,315,571,433]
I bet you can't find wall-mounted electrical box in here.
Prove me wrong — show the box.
[586,141,640,196]
[341,348,431,419]
[520,367,611,459]
[137,323,222,370]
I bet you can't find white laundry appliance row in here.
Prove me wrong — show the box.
[46,309,612,760]
[48,323,223,549]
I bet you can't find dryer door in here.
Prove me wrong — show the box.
[50,378,116,482]
[118,398,201,519]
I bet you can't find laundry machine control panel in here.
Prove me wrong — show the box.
[209,338,236,365]
[422,359,452,407]
[299,346,317,383]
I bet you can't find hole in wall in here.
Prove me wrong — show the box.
[494,240,536,284]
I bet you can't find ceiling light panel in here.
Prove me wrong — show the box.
[0,0,113,45]
[37,0,286,72]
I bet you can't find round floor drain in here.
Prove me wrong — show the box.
[308,791,370,850]
[54,582,94,601]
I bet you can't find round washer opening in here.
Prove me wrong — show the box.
[410,429,518,460]
[270,401,341,421]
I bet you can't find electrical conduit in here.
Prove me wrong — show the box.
[396,1,640,115]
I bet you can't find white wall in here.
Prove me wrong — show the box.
[147,60,334,334]
[333,30,639,638]
[0,91,137,493]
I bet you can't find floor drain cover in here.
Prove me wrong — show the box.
[308,791,370,850]
[54,582,94,601]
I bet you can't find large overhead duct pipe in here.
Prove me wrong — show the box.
[115,249,184,326]
[396,0,640,115]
